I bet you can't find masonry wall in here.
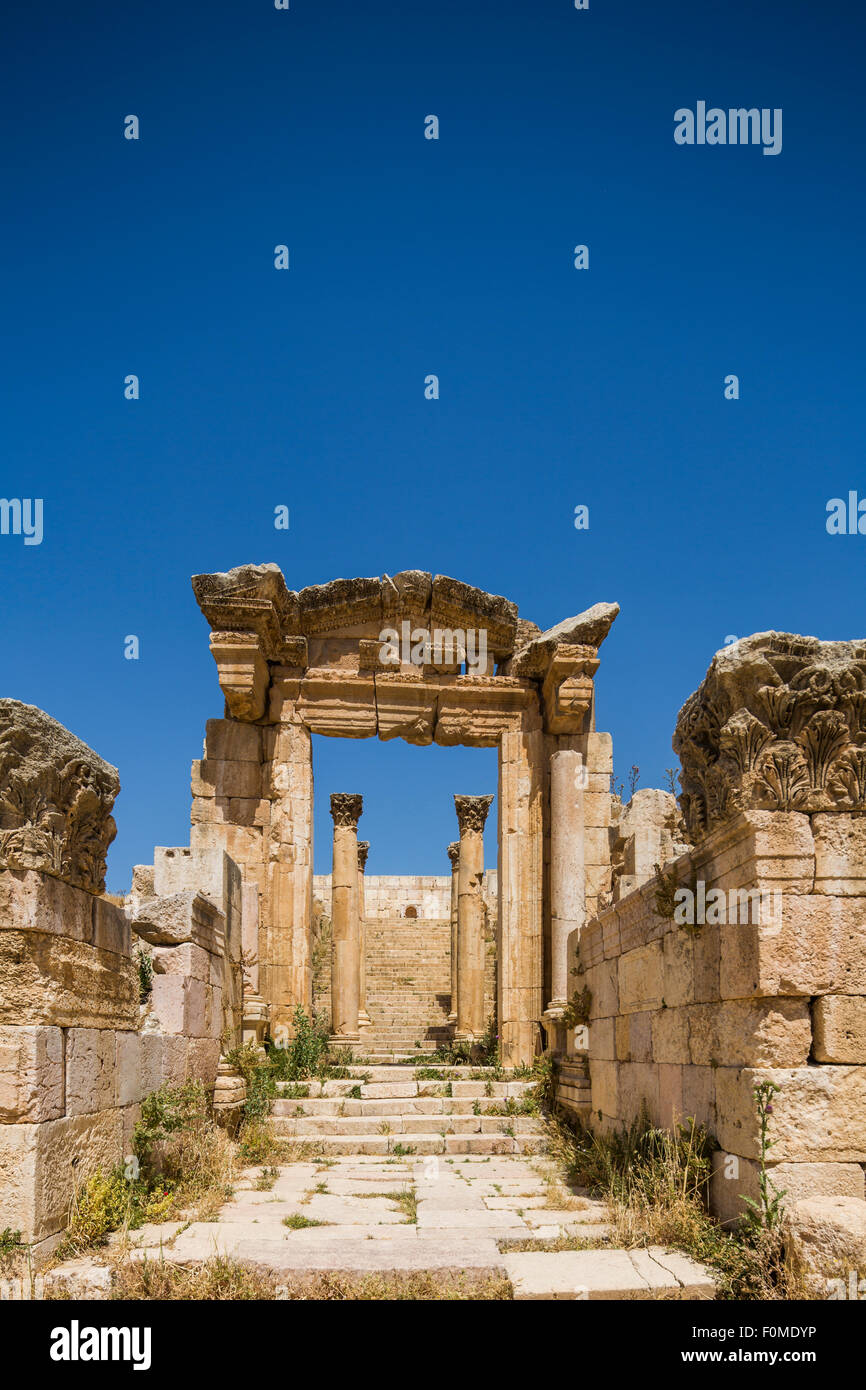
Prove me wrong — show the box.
[0,848,242,1260]
[576,809,866,1223]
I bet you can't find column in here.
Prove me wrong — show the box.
[454,794,493,1041]
[545,749,586,1050]
[498,722,545,1067]
[446,841,460,1026]
[329,793,363,1041]
[357,840,371,1030]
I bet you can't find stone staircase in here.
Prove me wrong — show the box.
[271,1065,544,1156]
[360,916,454,1053]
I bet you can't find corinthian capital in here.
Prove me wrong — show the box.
[447,841,460,867]
[330,793,364,829]
[454,794,494,835]
[357,840,370,872]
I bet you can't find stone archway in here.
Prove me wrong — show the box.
[189,565,618,1066]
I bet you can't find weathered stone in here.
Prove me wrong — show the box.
[674,633,866,841]
[0,1025,64,1122]
[0,1109,123,1243]
[0,699,119,894]
[714,1066,866,1162]
[784,1195,866,1282]
[813,995,866,1064]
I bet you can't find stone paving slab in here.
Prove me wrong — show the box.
[503,1247,717,1300]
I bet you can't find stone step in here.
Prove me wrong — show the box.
[274,1133,543,1156]
[272,1096,537,1117]
[275,1078,535,1098]
[271,1114,543,1136]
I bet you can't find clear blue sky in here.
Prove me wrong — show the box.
[2,0,864,891]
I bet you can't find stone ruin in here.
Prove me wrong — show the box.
[1,571,864,1271]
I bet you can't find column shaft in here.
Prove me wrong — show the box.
[454,795,493,1041]
[330,794,363,1040]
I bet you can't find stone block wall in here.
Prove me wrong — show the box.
[0,703,247,1262]
[575,808,866,1222]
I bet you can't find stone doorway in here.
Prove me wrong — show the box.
[190,565,619,1066]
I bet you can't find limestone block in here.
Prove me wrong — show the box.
[583,793,611,828]
[0,1025,64,1122]
[720,895,866,1000]
[714,1066,866,1162]
[813,995,866,1063]
[710,1152,865,1226]
[584,959,618,1019]
[203,718,262,764]
[784,1195,866,1282]
[812,814,866,896]
[115,1030,142,1107]
[618,941,663,1014]
[662,928,695,1009]
[681,1065,716,1131]
[0,1109,123,1243]
[192,759,264,801]
[0,869,129,952]
[658,1063,683,1127]
[590,1059,619,1117]
[627,1011,653,1063]
[186,1037,221,1087]
[615,1015,629,1061]
[65,1028,116,1116]
[587,1017,615,1061]
[618,1062,660,1124]
[0,928,137,1031]
[687,999,811,1068]
[652,1007,690,1065]
[151,941,214,983]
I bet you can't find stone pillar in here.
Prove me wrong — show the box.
[446,841,460,1026]
[329,793,363,1041]
[498,722,545,1067]
[544,749,586,1052]
[454,795,493,1042]
[357,841,371,1030]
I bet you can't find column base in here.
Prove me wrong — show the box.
[543,1004,568,1056]
[447,1012,458,1026]
[357,1010,372,1027]
[329,1032,361,1047]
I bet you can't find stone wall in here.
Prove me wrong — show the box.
[566,634,866,1227]
[0,703,245,1261]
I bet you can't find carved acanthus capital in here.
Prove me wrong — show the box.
[454,794,494,835]
[0,700,120,895]
[673,632,866,840]
[447,840,460,868]
[357,840,370,872]
[330,793,364,830]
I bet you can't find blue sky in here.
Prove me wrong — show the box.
[2,0,864,890]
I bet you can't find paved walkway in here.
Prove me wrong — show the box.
[117,1153,715,1298]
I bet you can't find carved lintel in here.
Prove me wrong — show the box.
[209,632,270,722]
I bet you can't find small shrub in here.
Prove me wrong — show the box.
[135,946,153,1003]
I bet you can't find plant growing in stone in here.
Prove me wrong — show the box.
[742,1081,787,1233]
[135,945,153,1003]
[561,987,592,1029]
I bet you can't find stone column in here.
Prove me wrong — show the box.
[454,795,493,1042]
[446,841,460,1026]
[498,722,545,1067]
[329,793,363,1041]
[357,841,371,1030]
[545,749,586,1051]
